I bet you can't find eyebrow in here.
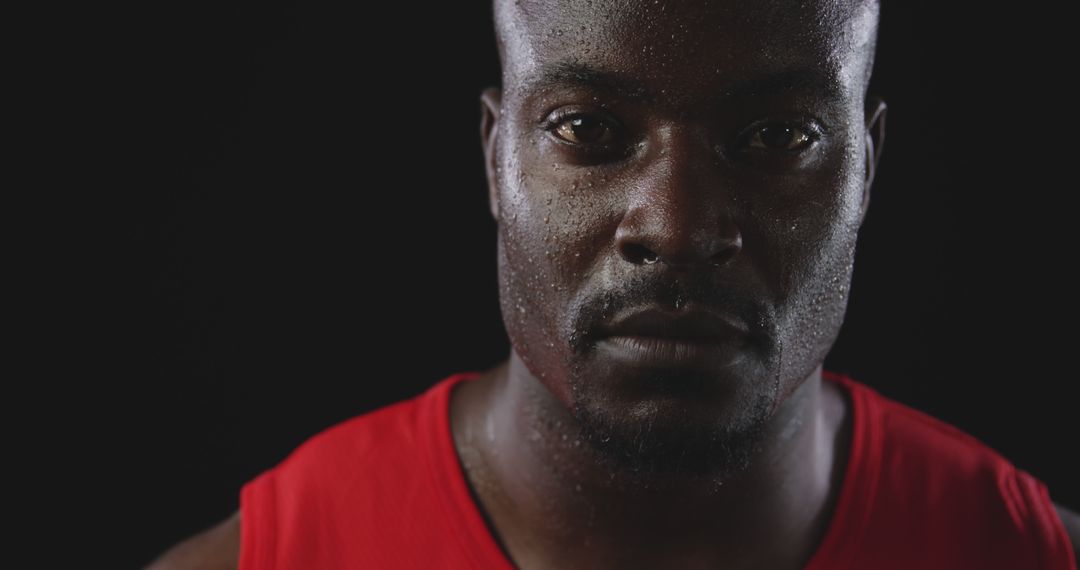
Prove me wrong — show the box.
[526,61,846,105]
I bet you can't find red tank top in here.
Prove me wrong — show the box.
[238,370,1076,569]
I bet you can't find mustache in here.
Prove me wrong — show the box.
[568,270,771,351]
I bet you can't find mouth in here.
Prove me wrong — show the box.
[595,304,750,367]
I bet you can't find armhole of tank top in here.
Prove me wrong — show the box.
[804,370,884,570]
[422,371,518,569]
[1010,467,1077,570]
[239,470,277,570]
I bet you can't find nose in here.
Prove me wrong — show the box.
[615,125,742,270]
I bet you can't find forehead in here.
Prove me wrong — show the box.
[497,0,876,107]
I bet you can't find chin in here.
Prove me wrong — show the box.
[565,360,778,483]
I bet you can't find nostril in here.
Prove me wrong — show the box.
[621,243,659,265]
[708,234,742,267]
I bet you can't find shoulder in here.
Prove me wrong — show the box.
[835,374,1078,566]
[141,394,425,570]
[144,372,477,570]
[858,381,1049,499]
[849,376,1023,475]
[1053,502,1080,566]
[271,380,457,483]
[144,510,240,570]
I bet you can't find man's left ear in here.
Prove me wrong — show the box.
[860,95,887,227]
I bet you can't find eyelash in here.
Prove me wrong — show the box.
[735,119,826,153]
[541,111,622,148]
[541,111,826,156]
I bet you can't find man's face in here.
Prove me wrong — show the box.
[482,0,884,481]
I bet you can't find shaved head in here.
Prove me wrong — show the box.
[492,0,881,98]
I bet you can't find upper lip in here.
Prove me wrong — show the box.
[598,304,750,341]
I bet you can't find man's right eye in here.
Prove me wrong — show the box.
[545,113,619,146]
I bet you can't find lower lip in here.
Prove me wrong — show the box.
[597,335,746,368]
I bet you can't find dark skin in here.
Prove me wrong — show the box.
[148,1,1080,568]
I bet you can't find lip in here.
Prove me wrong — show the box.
[598,304,750,340]
[595,304,750,367]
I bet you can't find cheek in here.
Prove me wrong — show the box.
[740,133,865,305]
[497,139,619,298]
[748,138,864,392]
[495,195,555,348]
[494,145,617,368]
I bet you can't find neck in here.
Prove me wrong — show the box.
[454,354,846,569]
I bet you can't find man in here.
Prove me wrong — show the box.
[149,0,1080,568]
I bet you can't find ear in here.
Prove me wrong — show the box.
[480,86,503,222]
[860,95,887,227]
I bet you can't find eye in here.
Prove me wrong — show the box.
[745,124,816,151]
[547,113,619,146]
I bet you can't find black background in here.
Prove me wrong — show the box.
[37,1,1078,567]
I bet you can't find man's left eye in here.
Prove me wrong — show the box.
[746,124,816,151]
